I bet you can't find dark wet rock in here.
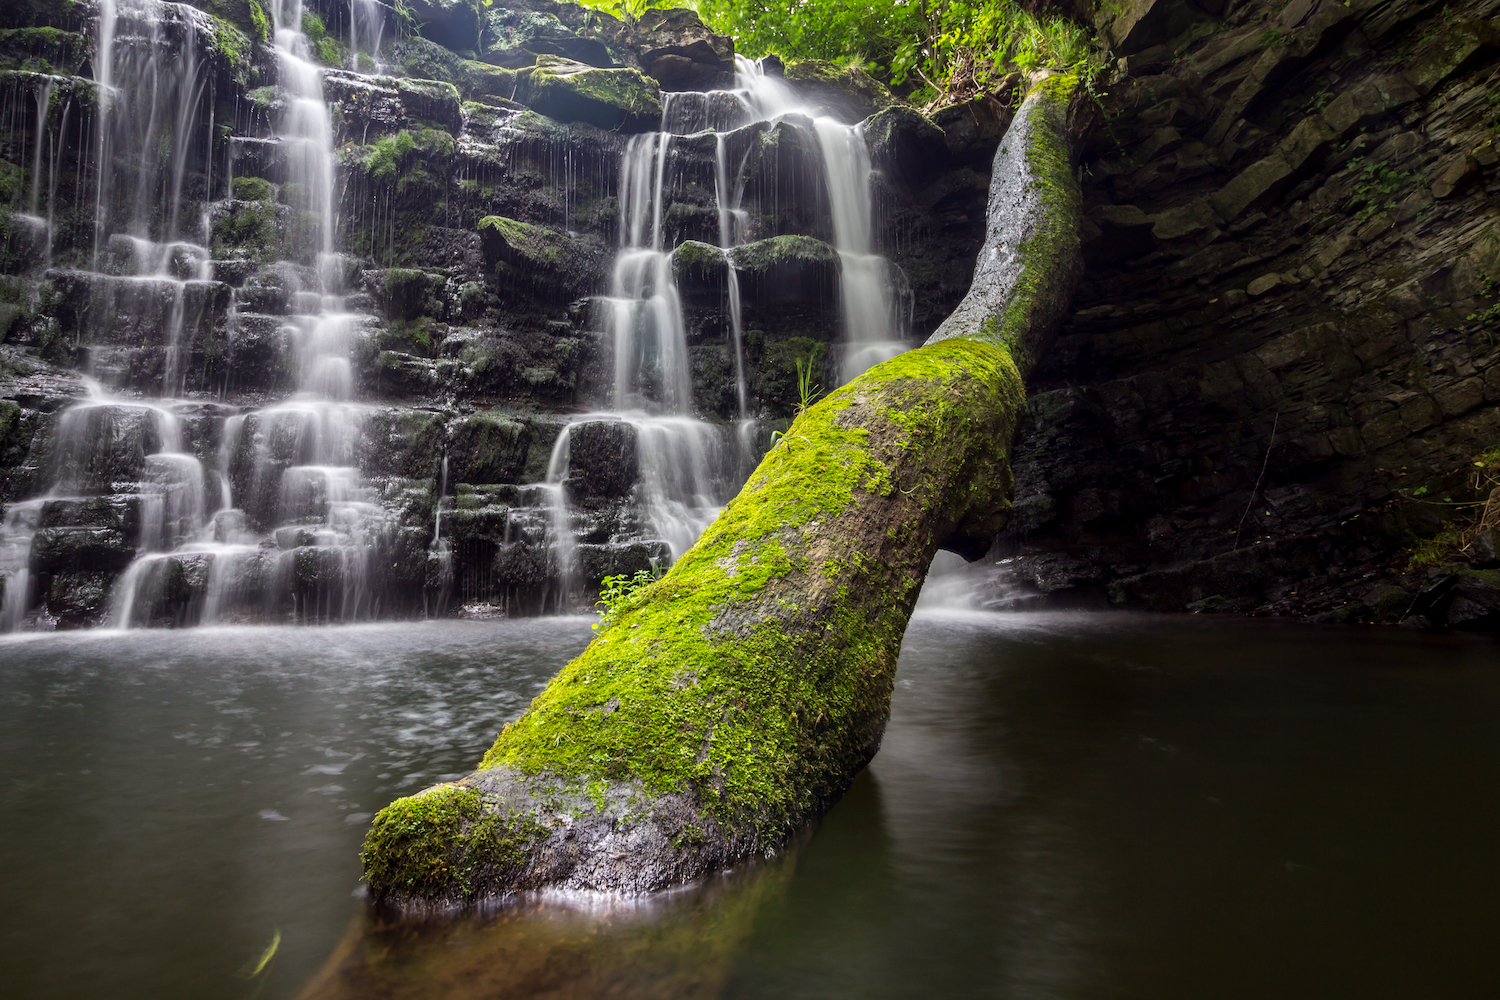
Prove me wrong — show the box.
[358,408,447,480]
[376,268,448,322]
[565,420,637,500]
[407,0,485,54]
[481,6,613,69]
[398,77,464,132]
[576,540,671,582]
[728,236,840,307]
[863,105,950,190]
[932,94,1012,167]
[478,215,606,302]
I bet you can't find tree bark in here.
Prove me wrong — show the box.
[361,73,1085,914]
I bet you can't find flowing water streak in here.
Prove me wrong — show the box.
[811,119,908,383]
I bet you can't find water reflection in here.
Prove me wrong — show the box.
[4,615,1500,999]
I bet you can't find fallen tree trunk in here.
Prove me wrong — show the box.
[361,72,1085,913]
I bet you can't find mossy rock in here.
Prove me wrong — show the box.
[377,268,448,323]
[203,0,269,44]
[459,59,518,100]
[480,7,614,69]
[477,215,603,301]
[398,78,464,132]
[230,175,275,203]
[209,199,282,263]
[0,26,90,74]
[512,56,661,132]
[448,410,531,485]
[783,59,901,123]
[357,408,447,480]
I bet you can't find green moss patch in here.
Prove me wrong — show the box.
[513,56,662,131]
[361,784,542,901]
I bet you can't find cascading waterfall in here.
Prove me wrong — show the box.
[812,119,910,383]
[0,9,919,630]
[532,56,914,608]
[0,0,404,631]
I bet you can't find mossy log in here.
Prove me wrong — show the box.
[361,73,1084,914]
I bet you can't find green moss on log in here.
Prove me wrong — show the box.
[981,72,1080,370]
[474,337,1020,824]
[360,785,543,900]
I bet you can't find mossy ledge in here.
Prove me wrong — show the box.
[361,76,1082,915]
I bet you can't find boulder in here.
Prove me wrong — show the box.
[512,55,661,132]
[782,60,899,122]
[633,7,733,91]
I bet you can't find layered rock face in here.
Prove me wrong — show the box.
[989,0,1500,629]
[0,0,991,628]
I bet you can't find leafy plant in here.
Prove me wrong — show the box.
[571,0,680,25]
[794,355,822,415]
[592,567,658,629]
[1345,156,1416,224]
[693,0,1104,110]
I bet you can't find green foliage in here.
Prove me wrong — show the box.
[1258,27,1295,47]
[1345,156,1417,224]
[571,0,679,25]
[592,568,657,630]
[794,354,822,415]
[230,175,274,202]
[316,34,345,66]
[363,128,453,187]
[301,9,325,42]
[1467,267,1500,329]
[695,0,1101,108]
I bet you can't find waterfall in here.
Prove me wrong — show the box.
[531,55,914,609]
[0,0,402,631]
[0,8,916,630]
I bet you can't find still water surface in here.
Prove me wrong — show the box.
[2,613,1498,999]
